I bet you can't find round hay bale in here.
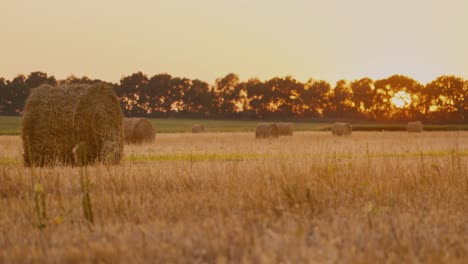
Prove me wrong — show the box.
[123,118,155,144]
[276,122,294,136]
[21,83,123,166]
[255,123,280,139]
[331,122,352,136]
[407,121,423,133]
[192,124,205,133]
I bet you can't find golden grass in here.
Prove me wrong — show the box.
[0,132,467,263]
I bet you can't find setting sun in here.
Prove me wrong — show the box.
[391,91,412,108]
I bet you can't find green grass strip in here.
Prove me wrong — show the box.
[0,157,19,165]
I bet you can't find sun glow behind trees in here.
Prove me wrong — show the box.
[391,91,412,108]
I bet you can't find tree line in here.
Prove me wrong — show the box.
[0,71,466,123]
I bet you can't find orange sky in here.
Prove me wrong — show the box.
[1,0,467,85]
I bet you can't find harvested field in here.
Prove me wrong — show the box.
[0,131,467,263]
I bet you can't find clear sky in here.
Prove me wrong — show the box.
[1,0,467,84]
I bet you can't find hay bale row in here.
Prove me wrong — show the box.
[192,124,205,133]
[255,123,279,139]
[407,121,423,133]
[21,83,123,166]
[123,118,155,144]
[331,122,352,136]
[276,122,294,136]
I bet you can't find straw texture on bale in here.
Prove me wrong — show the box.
[123,118,155,144]
[276,122,294,136]
[21,83,123,166]
[407,121,423,133]
[255,123,280,139]
[331,122,352,136]
[192,124,205,133]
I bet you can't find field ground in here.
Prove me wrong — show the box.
[0,131,467,263]
[0,115,467,135]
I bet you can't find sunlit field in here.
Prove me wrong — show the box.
[1,131,467,263]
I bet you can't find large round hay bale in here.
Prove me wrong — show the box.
[331,122,352,136]
[276,122,294,136]
[21,83,123,166]
[407,121,423,133]
[123,118,155,144]
[192,124,205,133]
[255,123,280,139]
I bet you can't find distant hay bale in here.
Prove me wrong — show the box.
[255,123,280,139]
[192,124,205,133]
[276,122,294,136]
[21,83,123,166]
[407,121,423,133]
[123,118,155,144]
[331,122,352,136]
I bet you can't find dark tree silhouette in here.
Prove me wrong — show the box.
[265,76,304,118]
[0,78,9,114]
[300,79,331,117]
[325,80,356,118]
[25,71,57,89]
[117,72,149,116]
[0,71,465,123]
[245,78,271,118]
[425,76,466,123]
[61,75,103,85]
[182,79,214,116]
[213,73,243,116]
[350,78,376,119]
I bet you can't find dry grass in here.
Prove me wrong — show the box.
[0,131,467,263]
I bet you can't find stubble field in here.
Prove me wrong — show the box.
[0,131,467,263]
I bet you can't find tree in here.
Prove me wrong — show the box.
[117,72,149,116]
[61,75,103,85]
[167,77,191,115]
[300,79,331,117]
[325,80,356,118]
[25,71,57,90]
[213,73,243,116]
[0,78,9,114]
[264,76,304,118]
[145,73,177,116]
[374,75,423,121]
[350,78,376,119]
[182,79,214,116]
[245,78,271,118]
[6,75,27,114]
[424,76,466,123]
